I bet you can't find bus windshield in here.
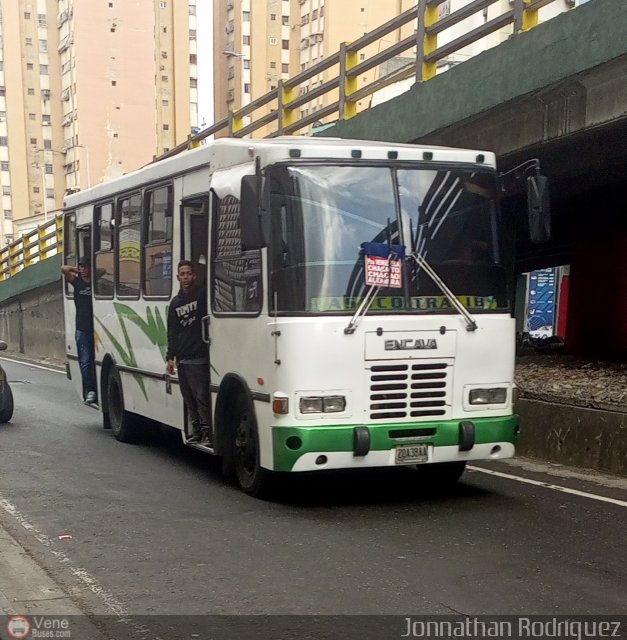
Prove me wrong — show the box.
[268,164,510,314]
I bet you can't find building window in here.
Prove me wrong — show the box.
[45,163,53,174]
[282,39,289,50]
[46,188,54,199]
[269,37,278,45]
[243,59,250,69]
[30,138,37,145]
[112,80,117,86]
[190,78,197,88]
[39,39,48,53]
[243,35,250,45]
[27,63,34,70]
[40,64,48,75]
[320,5,324,16]
[243,11,250,21]
[282,63,289,73]
[29,113,36,120]
[4,209,12,218]
[0,137,7,146]
[189,29,197,40]
[312,9,318,19]
[189,5,196,15]
[162,99,169,106]
[38,13,47,26]
[163,124,169,131]
[160,1,166,7]
[282,15,289,25]
[244,83,251,93]
[24,12,31,19]
[33,186,40,194]
[0,162,8,171]
[25,38,33,45]
[2,186,10,196]
[270,61,276,69]
[161,75,168,82]
[270,14,276,20]
[161,51,167,59]
[189,53,197,64]
[44,140,52,149]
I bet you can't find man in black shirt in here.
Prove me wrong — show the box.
[62,259,97,404]
[166,260,211,446]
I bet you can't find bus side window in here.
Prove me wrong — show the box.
[211,191,262,315]
[116,193,141,298]
[143,185,173,298]
[94,202,115,298]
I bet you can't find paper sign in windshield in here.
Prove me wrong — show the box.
[365,255,403,288]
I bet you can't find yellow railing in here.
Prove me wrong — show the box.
[0,214,63,281]
[161,0,561,159]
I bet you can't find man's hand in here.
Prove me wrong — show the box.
[166,359,175,375]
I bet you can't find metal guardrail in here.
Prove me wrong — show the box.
[0,215,63,281]
[0,0,562,280]
[160,0,561,159]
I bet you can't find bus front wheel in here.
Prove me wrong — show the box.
[232,394,271,497]
[107,370,139,443]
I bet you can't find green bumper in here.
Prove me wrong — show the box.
[272,415,519,472]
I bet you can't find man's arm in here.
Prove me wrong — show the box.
[165,303,177,374]
[61,265,78,283]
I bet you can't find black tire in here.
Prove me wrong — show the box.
[415,461,466,485]
[232,393,271,497]
[107,370,141,443]
[0,382,14,423]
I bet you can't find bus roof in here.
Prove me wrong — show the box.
[63,136,496,209]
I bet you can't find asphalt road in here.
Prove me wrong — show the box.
[0,358,625,636]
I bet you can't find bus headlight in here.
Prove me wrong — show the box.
[469,388,507,405]
[299,396,346,414]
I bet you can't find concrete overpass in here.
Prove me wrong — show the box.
[320,0,627,359]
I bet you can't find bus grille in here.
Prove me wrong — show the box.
[368,361,451,421]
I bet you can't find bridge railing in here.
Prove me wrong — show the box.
[161,0,564,159]
[0,215,63,281]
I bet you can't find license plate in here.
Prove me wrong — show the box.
[395,444,429,464]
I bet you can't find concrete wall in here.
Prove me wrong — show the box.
[516,399,627,476]
[0,255,65,364]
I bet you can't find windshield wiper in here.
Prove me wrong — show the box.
[409,250,478,332]
[344,243,404,335]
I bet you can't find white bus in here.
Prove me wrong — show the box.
[62,137,548,496]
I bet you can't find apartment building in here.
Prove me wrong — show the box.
[0,0,199,244]
[213,0,416,136]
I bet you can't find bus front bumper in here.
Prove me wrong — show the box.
[271,415,519,472]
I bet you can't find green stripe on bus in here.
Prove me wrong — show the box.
[271,416,519,472]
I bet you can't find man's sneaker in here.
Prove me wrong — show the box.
[187,432,201,444]
[84,391,97,404]
[200,429,213,447]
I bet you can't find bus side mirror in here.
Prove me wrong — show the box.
[240,175,266,251]
[527,175,551,244]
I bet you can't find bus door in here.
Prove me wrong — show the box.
[180,196,212,426]
[63,218,93,393]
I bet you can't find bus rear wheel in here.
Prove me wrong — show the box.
[107,370,140,443]
[232,394,271,497]
[0,382,13,423]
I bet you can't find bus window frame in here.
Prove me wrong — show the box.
[142,181,173,301]
[115,190,143,300]
[63,211,77,298]
[93,199,115,300]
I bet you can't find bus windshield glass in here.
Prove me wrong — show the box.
[268,164,510,314]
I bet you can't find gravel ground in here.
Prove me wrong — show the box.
[515,355,627,413]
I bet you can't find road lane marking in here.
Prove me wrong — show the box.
[468,466,627,508]
[0,357,65,374]
[0,496,129,616]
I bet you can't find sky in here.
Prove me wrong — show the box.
[196,1,214,128]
